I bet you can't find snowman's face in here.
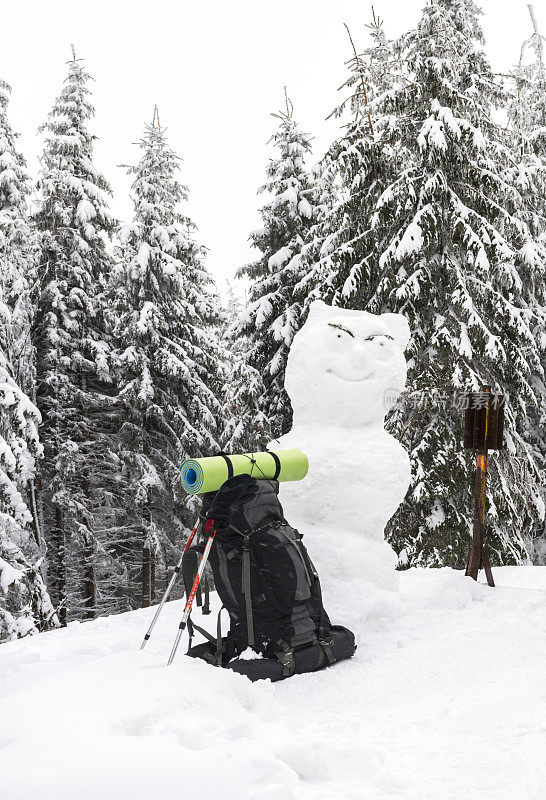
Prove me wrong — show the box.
[285,301,410,428]
[324,320,398,383]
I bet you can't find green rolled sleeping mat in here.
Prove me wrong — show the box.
[179,449,308,495]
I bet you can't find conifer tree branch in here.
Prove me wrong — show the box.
[343,22,374,135]
[528,4,539,36]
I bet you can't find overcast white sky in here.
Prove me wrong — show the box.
[1,0,541,294]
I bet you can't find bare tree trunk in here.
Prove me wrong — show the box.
[82,471,96,620]
[80,367,96,620]
[142,545,151,608]
[55,504,67,626]
[150,548,156,606]
[83,538,96,619]
[28,477,42,550]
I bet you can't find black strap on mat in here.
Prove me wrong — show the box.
[219,454,234,479]
[267,450,282,480]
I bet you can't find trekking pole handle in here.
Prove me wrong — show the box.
[167,521,216,666]
[140,519,200,650]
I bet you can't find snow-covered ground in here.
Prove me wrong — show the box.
[1,566,545,800]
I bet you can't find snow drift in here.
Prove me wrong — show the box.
[1,567,545,799]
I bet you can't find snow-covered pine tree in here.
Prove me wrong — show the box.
[364,0,546,567]
[298,11,403,309]
[505,5,546,280]
[0,78,56,641]
[110,110,223,607]
[233,93,315,438]
[0,79,37,397]
[33,51,117,624]
[221,283,269,452]
[507,5,546,562]
[509,5,546,179]
[0,358,57,641]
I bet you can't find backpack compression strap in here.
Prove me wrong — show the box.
[241,535,255,647]
[275,641,295,677]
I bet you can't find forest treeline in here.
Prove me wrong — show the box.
[1,1,546,641]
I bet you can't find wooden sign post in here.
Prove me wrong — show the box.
[463,386,504,587]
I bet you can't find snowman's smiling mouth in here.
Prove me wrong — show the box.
[326,368,374,383]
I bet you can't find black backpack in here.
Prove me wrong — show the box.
[183,478,355,681]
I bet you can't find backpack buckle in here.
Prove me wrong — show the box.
[275,647,295,677]
[318,636,335,665]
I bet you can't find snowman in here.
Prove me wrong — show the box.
[274,300,411,619]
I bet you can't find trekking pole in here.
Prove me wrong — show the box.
[167,520,216,666]
[140,519,200,650]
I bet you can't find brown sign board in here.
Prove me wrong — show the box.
[464,392,504,451]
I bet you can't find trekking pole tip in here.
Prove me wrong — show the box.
[167,639,181,666]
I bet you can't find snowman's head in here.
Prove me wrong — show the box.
[285,300,410,428]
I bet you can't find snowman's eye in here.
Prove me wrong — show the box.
[328,323,354,338]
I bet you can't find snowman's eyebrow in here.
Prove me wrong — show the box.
[364,333,394,341]
[328,323,354,337]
